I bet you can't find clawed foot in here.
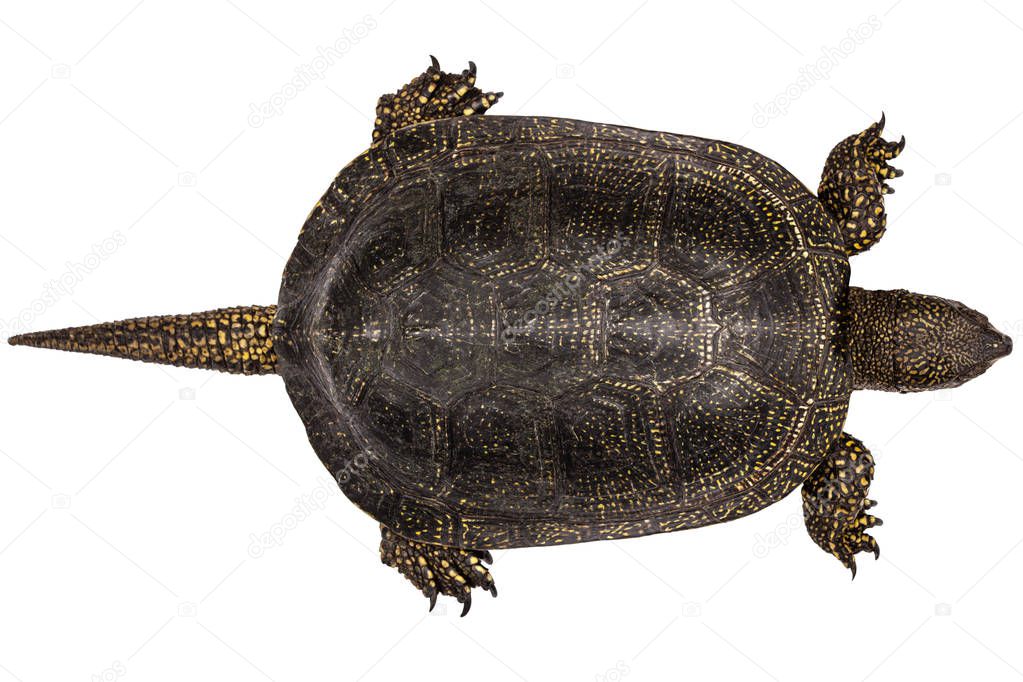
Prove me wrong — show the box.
[373,56,503,143]
[854,114,906,192]
[802,434,883,577]
[819,114,906,255]
[380,526,497,616]
[830,498,883,578]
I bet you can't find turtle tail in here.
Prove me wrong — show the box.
[8,305,278,375]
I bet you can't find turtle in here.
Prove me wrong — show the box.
[10,58,1013,615]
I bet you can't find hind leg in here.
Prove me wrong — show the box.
[372,57,502,144]
[802,434,883,577]
[379,525,497,616]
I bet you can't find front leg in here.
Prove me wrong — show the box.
[379,525,497,616]
[818,115,905,256]
[802,434,883,577]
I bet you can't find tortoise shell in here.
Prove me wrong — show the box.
[274,115,852,549]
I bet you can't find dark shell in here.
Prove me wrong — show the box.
[274,116,851,549]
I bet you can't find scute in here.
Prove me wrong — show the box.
[547,143,667,279]
[605,268,717,391]
[713,259,827,400]
[361,373,444,484]
[277,151,389,307]
[494,261,606,393]
[441,147,548,277]
[448,385,557,512]
[387,265,495,403]
[660,159,800,288]
[316,260,390,406]
[351,175,441,293]
[665,366,803,497]
[555,378,674,508]
[275,115,851,550]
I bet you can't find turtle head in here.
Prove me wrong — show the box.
[847,287,1012,392]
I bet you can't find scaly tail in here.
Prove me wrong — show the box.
[8,305,278,375]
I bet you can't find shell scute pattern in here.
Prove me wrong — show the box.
[347,175,443,295]
[660,158,801,289]
[810,254,852,399]
[714,262,827,402]
[385,264,496,404]
[440,146,549,278]
[495,260,608,392]
[447,385,558,512]
[546,142,668,279]
[791,195,847,254]
[275,116,851,549]
[554,377,675,509]
[279,150,389,309]
[381,120,453,170]
[604,268,717,391]
[664,365,804,497]
[698,140,810,206]
[361,372,446,485]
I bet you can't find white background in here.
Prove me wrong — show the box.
[1,1,1021,680]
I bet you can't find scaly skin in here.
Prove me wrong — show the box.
[379,526,497,616]
[372,57,502,145]
[819,115,905,255]
[8,306,278,375]
[802,434,882,577]
[847,287,1013,392]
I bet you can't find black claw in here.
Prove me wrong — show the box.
[489,584,498,598]
[481,550,494,564]
[878,112,886,131]
[429,592,437,612]
[460,595,472,617]
[429,55,440,70]
[850,561,858,580]
[874,545,881,560]
[468,60,477,76]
